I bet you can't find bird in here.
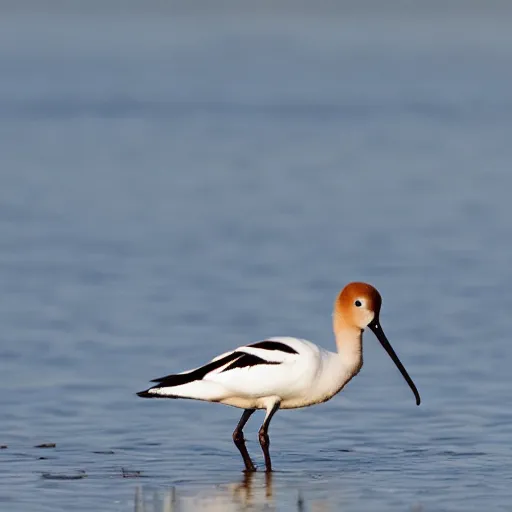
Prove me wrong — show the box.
[137,282,421,472]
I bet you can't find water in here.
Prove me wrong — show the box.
[1,2,512,510]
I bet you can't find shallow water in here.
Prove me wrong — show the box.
[1,2,512,511]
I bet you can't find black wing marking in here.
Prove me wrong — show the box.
[248,340,299,354]
[144,341,294,390]
[149,351,241,388]
[220,352,281,373]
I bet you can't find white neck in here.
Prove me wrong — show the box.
[334,325,364,376]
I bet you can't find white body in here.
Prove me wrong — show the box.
[146,335,363,410]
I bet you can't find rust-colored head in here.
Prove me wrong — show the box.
[334,282,382,330]
[333,282,421,406]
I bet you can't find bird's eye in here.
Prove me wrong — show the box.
[355,300,362,307]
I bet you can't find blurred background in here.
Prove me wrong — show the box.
[1,1,512,511]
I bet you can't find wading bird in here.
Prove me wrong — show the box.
[137,282,421,472]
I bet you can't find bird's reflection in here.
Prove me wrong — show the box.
[230,470,273,505]
[133,471,275,511]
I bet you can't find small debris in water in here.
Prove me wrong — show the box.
[0,445,7,449]
[121,468,144,478]
[35,443,56,449]
[93,450,115,454]
[42,470,87,480]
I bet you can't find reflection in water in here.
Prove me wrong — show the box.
[133,472,332,511]
[230,471,273,506]
[134,472,282,511]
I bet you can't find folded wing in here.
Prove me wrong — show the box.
[137,338,305,400]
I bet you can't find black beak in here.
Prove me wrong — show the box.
[368,319,421,406]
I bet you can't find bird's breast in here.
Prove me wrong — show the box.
[279,353,361,409]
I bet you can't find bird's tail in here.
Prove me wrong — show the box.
[136,389,176,399]
[136,380,228,401]
[137,352,240,401]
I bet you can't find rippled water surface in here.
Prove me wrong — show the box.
[1,2,512,511]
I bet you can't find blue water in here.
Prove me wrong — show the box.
[1,2,512,511]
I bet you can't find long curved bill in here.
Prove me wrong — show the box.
[368,319,421,406]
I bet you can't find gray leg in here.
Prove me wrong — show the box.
[258,401,280,472]
[233,409,256,472]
